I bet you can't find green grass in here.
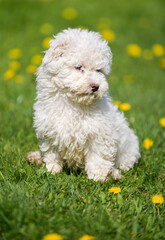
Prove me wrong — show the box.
[0,0,165,239]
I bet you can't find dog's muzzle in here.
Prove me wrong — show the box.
[90,83,99,92]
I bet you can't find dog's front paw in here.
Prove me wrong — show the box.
[45,162,63,175]
[86,168,109,182]
[117,153,140,172]
[87,173,108,182]
[110,168,123,179]
[85,157,115,182]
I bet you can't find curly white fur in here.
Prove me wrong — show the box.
[30,28,140,181]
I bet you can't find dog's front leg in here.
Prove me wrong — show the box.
[42,149,63,175]
[85,152,122,182]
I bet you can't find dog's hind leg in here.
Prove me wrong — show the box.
[115,128,140,171]
[26,151,42,165]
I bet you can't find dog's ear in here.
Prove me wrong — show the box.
[42,36,69,65]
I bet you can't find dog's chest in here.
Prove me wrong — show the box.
[55,112,96,168]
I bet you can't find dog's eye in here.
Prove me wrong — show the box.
[75,66,82,70]
[96,69,101,72]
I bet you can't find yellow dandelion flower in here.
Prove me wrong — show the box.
[127,44,141,58]
[144,138,154,150]
[101,29,115,42]
[26,65,37,74]
[9,48,21,59]
[109,187,121,194]
[9,61,20,71]
[119,103,131,111]
[42,37,53,49]
[79,234,95,240]
[113,101,122,108]
[42,233,63,240]
[62,8,77,20]
[4,69,15,80]
[31,54,43,65]
[152,195,164,204]
[143,49,153,60]
[159,58,165,69]
[159,117,165,127]
[152,44,164,57]
[40,23,53,35]
[15,75,23,84]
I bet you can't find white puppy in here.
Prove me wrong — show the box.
[27,28,140,181]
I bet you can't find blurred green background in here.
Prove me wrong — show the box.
[0,0,165,240]
[1,0,165,125]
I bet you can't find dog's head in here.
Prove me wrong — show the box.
[41,28,112,105]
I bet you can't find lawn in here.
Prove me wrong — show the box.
[0,0,165,239]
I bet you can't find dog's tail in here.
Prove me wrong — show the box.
[26,151,42,165]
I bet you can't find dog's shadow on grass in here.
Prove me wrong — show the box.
[63,166,83,177]
[38,164,84,179]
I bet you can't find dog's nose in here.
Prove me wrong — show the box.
[90,83,99,92]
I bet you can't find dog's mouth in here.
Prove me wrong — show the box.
[75,90,99,98]
[71,86,100,96]
[63,84,106,105]
[65,89,99,105]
